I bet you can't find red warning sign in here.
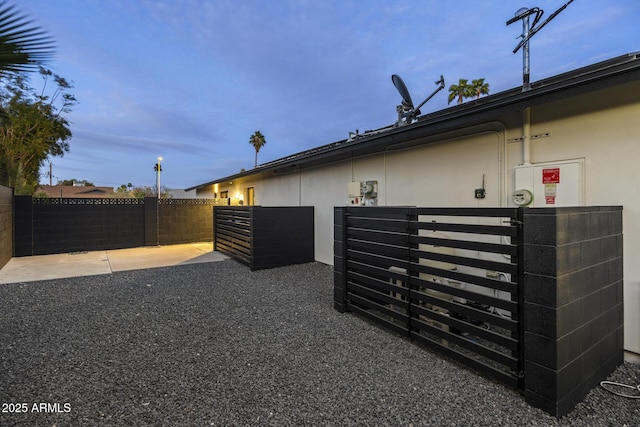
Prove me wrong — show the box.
[542,168,560,184]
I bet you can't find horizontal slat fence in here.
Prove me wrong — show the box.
[213,206,314,270]
[213,207,252,265]
[336,206,524,389]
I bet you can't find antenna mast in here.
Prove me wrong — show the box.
[507,1,574,91]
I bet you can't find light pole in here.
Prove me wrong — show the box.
[155,157,163,199]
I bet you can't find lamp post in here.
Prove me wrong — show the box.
[155,157,163,199]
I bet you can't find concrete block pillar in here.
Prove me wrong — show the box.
[522,206,624,417]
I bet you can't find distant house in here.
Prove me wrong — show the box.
[36,185,115,198]
[166,188,198,199]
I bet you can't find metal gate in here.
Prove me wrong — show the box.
[336,207,524,388]
[213,206,252,265]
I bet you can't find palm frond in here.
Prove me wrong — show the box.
[0,1,55,75]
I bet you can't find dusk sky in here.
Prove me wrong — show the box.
[18,0,640,190]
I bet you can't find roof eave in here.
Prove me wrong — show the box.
[186,52,640,192]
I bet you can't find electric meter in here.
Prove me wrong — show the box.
[512,189,533,206]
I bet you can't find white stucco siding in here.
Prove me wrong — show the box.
[300,164,352,265]
[257,173,302,206]
[526,85,640,355]
[385,132,503,207]
[271,131,508,264]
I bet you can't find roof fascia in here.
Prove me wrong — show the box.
[186,52,640,191]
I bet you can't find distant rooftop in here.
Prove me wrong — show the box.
[36,185,115,198]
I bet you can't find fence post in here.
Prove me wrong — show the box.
[212,206,217,250]
[333,207,348,313]
[515,207,525,389]
[144,197,158,246]
[406,207,418,334]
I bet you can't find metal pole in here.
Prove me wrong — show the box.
[156,157,162,199]
[155,157,162,246]
[522,14,531,91]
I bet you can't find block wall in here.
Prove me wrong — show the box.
[158,200,214,245]
[522,206,624,417]
[30,202,145,254]
[13,197,215,256]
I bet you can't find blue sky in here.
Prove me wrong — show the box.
[18,0,640,190]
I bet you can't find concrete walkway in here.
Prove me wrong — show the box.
[0,242,229,284]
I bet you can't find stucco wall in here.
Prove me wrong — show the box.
[384,129,504,206]
[522,82,640,357]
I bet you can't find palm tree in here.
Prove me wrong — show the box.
[447,79,472,105]
[471,78,490,99]
[249,131,266,167]
[0,1,55,76]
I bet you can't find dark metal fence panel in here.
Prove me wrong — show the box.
[213,206,315,271]
[344,207,413,335]
[213,206,252,266]
[339,206,524,389]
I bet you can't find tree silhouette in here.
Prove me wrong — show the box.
[249,131,266,167]
[448,78,490,104]
[448,79,471,105]
[471,78,490,99]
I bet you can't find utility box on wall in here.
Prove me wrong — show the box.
[514,159,584,207]
[348,181,378,206]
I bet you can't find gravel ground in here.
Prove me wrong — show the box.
[0,260,638,426]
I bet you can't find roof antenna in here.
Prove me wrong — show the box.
[392,74,445,127]
[506,0,574,91]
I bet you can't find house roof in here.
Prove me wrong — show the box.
[36,185,115,198]
[186,52,640,191]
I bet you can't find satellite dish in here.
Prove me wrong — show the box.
[391,74,445,127]
[392,74,414,110]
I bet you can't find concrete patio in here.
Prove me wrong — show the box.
[0,242,228,284]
